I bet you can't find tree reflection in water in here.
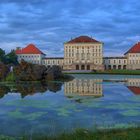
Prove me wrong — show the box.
[0,78,140,99]
[0,81,63,98]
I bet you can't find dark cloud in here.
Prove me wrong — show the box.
[0,0,140,56]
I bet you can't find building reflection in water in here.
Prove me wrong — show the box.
[125,78,140,95]
[64,79,103,97]
[1,78,140,99]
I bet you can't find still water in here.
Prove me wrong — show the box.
[0,74,140,137]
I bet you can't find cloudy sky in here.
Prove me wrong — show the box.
[0,0,140,57]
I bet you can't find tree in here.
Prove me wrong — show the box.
[5,50,18,65]
[0,48,6,63]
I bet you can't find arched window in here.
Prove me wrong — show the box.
[118,65,121,69]
[76,65,79,70]
[113,65,116,69]
[81,65,85,70]
[108,65,111,70]
[87,65,90,70]
[123,65,126,69]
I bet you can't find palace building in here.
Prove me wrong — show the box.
[63,36,104,70]
[15,35,140,70]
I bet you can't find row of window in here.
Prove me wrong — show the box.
[19,55,40,58]
[128,82,140,85]
[20,60,40,64]
[105,65,127,69]
[67,82,101,88]
[43,60,63,65]
[105,59,140,64]
[65,53,102,58]
[129,54,140,57]
[64,59,102,64]
[65,85,101,89]
[129,60,140,64]
[65,46,101,49]
[105,59,127,64]
[65,49,102,53]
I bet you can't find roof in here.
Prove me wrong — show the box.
[124,42,140,55]
[104,57,127,59]
[15,44,45,55]
[65,36,101,44]
[127,86,140,95]
[44,57,64,59]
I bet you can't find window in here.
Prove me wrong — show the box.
[113,65,116,69]
[87,53,90,60]
[119,60,121,63]
[76,53,79,60]
[81,53,84,60]
[108,65,111,69]
[81,65,85,70]
[118,65,121,69]
[76,65,79,70]
[87,65,90,70]
[123,65,126,69]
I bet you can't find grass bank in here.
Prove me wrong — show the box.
[4,72,16,82]
[1,127,140,140]
[64,70,140,75]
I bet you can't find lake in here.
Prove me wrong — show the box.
[0,74,140,138]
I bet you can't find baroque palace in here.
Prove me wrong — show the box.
[15,35,140,70]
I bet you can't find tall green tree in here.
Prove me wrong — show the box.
[5,50,18,65]
[0,48,5,63]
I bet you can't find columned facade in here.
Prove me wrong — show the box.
[64,36,104,70]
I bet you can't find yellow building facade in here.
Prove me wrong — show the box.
[63,36,104,70]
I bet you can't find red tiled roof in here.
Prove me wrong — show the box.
[127,86,140,95]
[124,42,140,55]
[65,36,101,44]
[15,44,45,55]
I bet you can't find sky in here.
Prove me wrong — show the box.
[0,0,140,57]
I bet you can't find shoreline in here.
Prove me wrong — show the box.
[63,70,140,75]
[1,127,140,140]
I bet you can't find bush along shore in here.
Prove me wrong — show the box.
[0,60,73,82]
[0,127,140,140]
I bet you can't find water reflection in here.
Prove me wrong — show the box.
[0,82,63,98]
[0,77,140,99]
[125,78,140,95]
[0,75,140,137]
[64,79,103,97]
[0,86,9,98]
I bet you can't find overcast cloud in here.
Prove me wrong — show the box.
[0,0,140,56]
